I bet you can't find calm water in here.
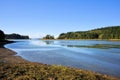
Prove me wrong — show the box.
[5,40,120,77]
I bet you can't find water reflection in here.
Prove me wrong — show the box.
[43,40,54,44]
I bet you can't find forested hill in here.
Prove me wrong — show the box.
[5,33,29,39]
[58,26,120,39]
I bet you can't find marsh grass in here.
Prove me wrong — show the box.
[0,62,119,80]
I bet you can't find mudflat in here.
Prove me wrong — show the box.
[0,48,27,63]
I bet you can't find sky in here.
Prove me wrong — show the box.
[0,0,120,38]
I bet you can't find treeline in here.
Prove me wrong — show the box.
[0,29,29,39]
[58,26,120,39]
[0,30,14,47]
[5,33,29,39]
[0,30,5,40]
[43,34,54,39]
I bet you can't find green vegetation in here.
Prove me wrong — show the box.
[0,30,5,40]
[0,29,29,39]
[67,44,120,49]
[5,33,29,39]
[43,34,54,39]
[0,30,14,47]
[58,26,120,39]
[0,62,118,80]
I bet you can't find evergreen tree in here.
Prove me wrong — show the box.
[43,35,54,39]
[0,30,5,40]
[58,26,120,39]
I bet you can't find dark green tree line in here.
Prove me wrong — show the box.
[43,35,54,39]
[6,33,29,39]
[0,30,5,40]
[58,26,120,39]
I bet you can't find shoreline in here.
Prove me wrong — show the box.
[0,40,14,48]
[0,40,27,63]
[42,39,120,41]
[0,41,120,80]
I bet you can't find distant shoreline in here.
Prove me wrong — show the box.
[42,39,120,41]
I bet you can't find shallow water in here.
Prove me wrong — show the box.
[5,40,120,77]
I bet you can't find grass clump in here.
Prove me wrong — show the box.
[0,62,119,80]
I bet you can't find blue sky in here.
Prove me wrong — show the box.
[0,0,120,38]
